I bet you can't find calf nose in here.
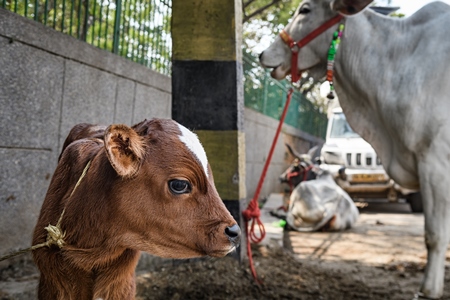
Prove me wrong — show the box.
[225,224,241,246]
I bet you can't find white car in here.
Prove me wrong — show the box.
[319,107,422,212]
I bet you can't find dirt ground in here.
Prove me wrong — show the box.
[1,200,450,300]
[137,200,450,300]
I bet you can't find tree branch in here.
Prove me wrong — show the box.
[243,0,282,23]
[243,0,257,9]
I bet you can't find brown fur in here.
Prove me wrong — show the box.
[32,119,240,300]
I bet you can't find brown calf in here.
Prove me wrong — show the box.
[32,118,240,300]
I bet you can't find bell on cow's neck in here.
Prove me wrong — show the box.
[327,82,335,99]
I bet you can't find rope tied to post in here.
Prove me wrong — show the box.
[242,13,346,282]
[0,160,91,262]
[243,88,293,283]
[242,199,265,244]
[242,199,260,220]
[242,197,265,285]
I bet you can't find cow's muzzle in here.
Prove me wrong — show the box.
[225,224,241,247]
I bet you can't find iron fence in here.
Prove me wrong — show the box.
[2,0,327,138]
[1,0,172,75]
[244,52,328,138]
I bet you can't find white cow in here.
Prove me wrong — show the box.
[260,0,450,298]
[287,170,359,232]
[279,145,358,232]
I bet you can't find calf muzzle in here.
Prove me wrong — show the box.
[225,224,241,247]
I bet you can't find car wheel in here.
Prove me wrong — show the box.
[406,192,423,213]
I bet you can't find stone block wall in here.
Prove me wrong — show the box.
[0,8,323,271]
[0,9,171,266]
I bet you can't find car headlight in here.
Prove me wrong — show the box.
[322,151,345,165]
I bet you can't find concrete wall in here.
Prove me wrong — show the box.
[0,9,171,267]
[244,108,323,203]
[0,8,323,270]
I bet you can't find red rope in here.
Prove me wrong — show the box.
[242,88,293,283]
[242,13,344,283]
[287,165,314,195]
[303,165,313,181]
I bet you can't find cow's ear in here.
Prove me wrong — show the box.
[331,0,373,15]
[104,124,145,178]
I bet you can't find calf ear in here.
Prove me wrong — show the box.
[104,124,145,178]
[331,0,373,15]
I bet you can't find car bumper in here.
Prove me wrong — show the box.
[321,164,411,200]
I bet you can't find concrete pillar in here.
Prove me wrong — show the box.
[172,0,246,260]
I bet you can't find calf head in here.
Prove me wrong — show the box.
[103,119,241,258]
[34,119,240,267]
[259,0,373,80]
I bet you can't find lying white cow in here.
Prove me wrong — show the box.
[279,145,358,232]
[287,170,359,232]
[260,0,450,298]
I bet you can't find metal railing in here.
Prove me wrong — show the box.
[244,52,328,138]
[2,0,327,138]
[1,0,172,75]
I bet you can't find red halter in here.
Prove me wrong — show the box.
[280,14,344,82]
[286,164,314,192]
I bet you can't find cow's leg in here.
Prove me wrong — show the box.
[418,154,450,299]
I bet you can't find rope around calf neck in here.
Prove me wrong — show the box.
[0,160,91,262]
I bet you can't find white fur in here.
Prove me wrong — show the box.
[177,123,209,178]
[260,1,450,298]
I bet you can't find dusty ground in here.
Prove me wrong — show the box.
[135,200,450,300]
[1,199,450,299]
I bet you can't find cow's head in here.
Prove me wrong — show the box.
[57,119,240,259]
[259,0,373,80]
[279,144,317,188]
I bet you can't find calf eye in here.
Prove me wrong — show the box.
[168,180,192,194]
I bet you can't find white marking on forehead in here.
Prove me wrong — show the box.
[177,123,209,178]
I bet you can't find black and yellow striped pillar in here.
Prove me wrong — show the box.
[172,0,246,259]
